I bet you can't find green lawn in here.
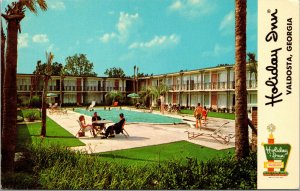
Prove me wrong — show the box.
[180,109,235,120]
[17,116,85,152]
[96,141,234,166]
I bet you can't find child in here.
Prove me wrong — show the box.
[202,106,208,124]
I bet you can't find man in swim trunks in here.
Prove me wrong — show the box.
[194,103,203,129]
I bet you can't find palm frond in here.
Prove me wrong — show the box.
[21,0,37,14]
[37,0,47,11]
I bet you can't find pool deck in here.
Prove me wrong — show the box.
[47,107,237,153]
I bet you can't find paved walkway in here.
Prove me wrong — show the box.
[47,108,236,153]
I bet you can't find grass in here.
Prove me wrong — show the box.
[17,116,85,152]
[180,109,235,120]
[96,141,234,166]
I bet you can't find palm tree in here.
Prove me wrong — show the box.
[1,21,6,133]
[105,90,123,105]
[41,52,54,137]
[136,66,139,92]
[133,65,136,92]
[247,52,257,87]
[60,67,66,107]
[235,0,249,159]
[1,0,47,173]
[138,87,151,107]
[148,83,169,106]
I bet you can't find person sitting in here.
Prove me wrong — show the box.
[101,113,125,139]
[92,112,105,133]
[79,115,96,137]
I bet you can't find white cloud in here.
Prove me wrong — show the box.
[129,34,180,49]
[18,33,29,48]
[201,44,232,57]
[49,1,65,10]
[99,12,140,43]
[32,34,49,43]
[168,0,215,18]
[117,12,139,42]
[219,11,234,31]
[169,0,182,10]
[99,33,117,43]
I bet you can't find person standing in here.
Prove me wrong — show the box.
[194,103,203,129]
[160,94,165,114]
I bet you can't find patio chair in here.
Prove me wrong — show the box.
[185,121,234,144]
[88,101,96,111]
[112,123,130,138]
[49,103,58,114]
[76,120,93,137]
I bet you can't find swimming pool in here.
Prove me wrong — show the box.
[74,108,183,124]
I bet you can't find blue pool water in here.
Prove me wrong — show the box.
[74,108,183,124]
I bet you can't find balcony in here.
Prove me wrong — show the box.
[48,86,60,91]
[218,82,227,89]
[64,86,76,91]
[83,86,98,91]
[18,85,31,91]
[204,82,211,90]
[247,80,257,89]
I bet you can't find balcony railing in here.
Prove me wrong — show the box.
[17,85,31,91]
[247,80,257,89]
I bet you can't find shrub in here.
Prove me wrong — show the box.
[17,115,24,122]
[3,143,256,190]
[29,96,42,108]
[24,111,40,122]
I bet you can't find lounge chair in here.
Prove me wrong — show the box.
[113,101,118,107]
[88,101,96,111]
[76,120,93,137]
[185,122,234,144]
[49,103,58,114]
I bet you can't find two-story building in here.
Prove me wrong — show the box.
[16,63,257,110]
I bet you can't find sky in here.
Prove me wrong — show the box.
[1,0,257,76]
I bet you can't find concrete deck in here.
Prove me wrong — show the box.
[47,108,236,153]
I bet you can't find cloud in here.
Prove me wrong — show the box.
[48,1,65,10]
[18,33,29,48]
[168,0,216,18]
[117,12,139,42]
[201,44,232,57]
[99,33,117,43]
[32,34,49,43]
[219,11,234,31]
[99,12,140,43]
[129,34,180,49]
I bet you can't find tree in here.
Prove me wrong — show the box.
[41,52,54,137]
[138,87,152,107]
[1,20,6,133]
[247,52,257,85]
[1,0,47,173]
[59,66,66,107]
[235,0,249,159]
[104,67,126,78]
[65,53,97,77]
[105,90,123,105]
[30,60,42,99]
[147,83,169,106]
[33,61,63,76]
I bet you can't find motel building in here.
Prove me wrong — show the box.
[16,64,257,112]
[137,64,257,112]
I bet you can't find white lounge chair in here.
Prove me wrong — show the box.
[185,122,234,144]
[88,101,96,111]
